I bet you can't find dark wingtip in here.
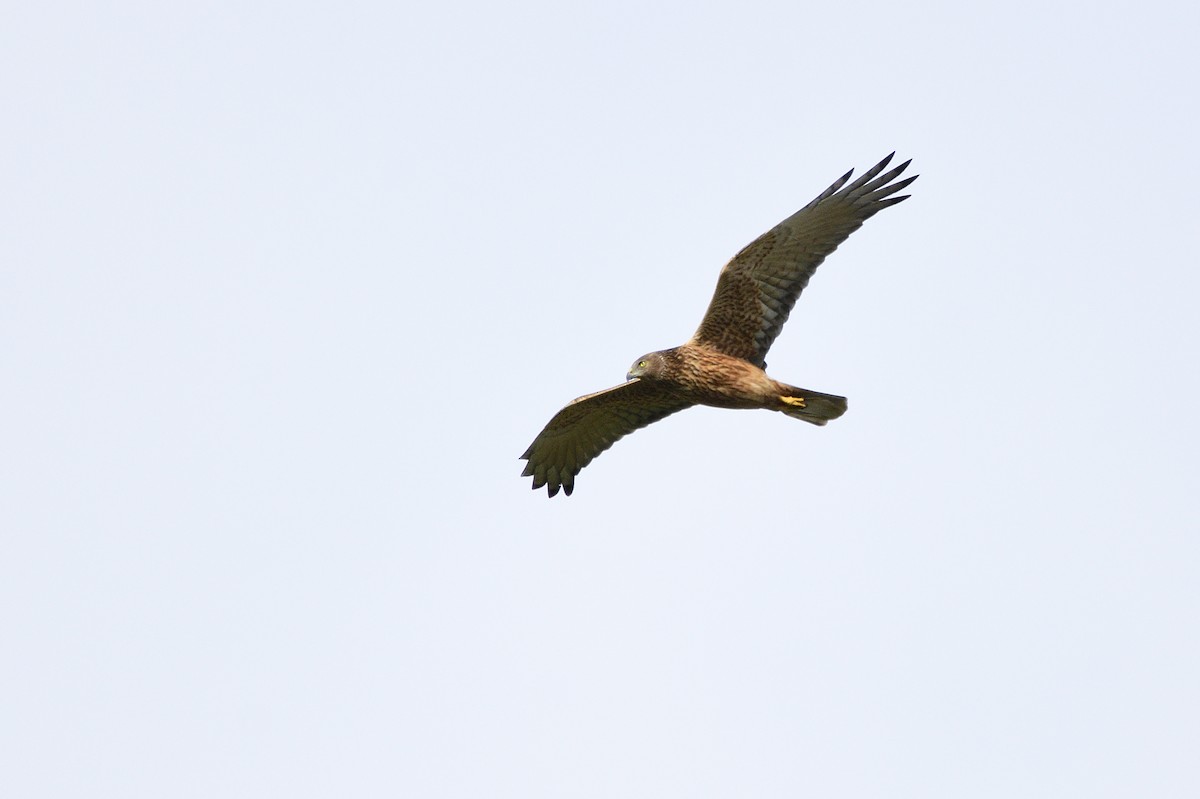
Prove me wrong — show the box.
[876,194,912,209]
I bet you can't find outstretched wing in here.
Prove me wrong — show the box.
[521,379,694,497]
[690,153,916,367]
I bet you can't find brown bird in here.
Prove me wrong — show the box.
[521,153,916,497]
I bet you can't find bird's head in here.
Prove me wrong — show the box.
[627,351,666,381]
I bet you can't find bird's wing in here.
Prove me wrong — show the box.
[690,153,916,366]
[520,378,694,497]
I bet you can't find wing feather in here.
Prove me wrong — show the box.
[690,153,917,366]
[520,379,693,497]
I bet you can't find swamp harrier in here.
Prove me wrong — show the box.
[521,153,916,497]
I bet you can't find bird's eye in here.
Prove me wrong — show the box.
[639,360,648,368]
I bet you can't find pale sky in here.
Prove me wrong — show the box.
[3,1,1198,797]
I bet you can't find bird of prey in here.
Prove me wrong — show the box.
[520,153,916,497]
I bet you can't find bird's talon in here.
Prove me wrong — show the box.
[781,396,807,408]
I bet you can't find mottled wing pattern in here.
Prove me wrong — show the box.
[521,379,694,497]
[691,153,916,366]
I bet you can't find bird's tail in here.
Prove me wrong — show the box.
[776,386,848,426]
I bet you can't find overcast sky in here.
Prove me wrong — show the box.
[3,1,1198,797]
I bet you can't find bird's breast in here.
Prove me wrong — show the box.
[673,347,776,409]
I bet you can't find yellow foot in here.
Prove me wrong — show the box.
[780,395,807,408]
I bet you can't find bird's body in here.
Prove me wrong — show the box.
[639,348,771,410]
[632,346,841,416]
[521,153,917,497]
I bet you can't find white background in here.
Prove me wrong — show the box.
[3,1,1198,796]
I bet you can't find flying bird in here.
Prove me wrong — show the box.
[521,153,916,497]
